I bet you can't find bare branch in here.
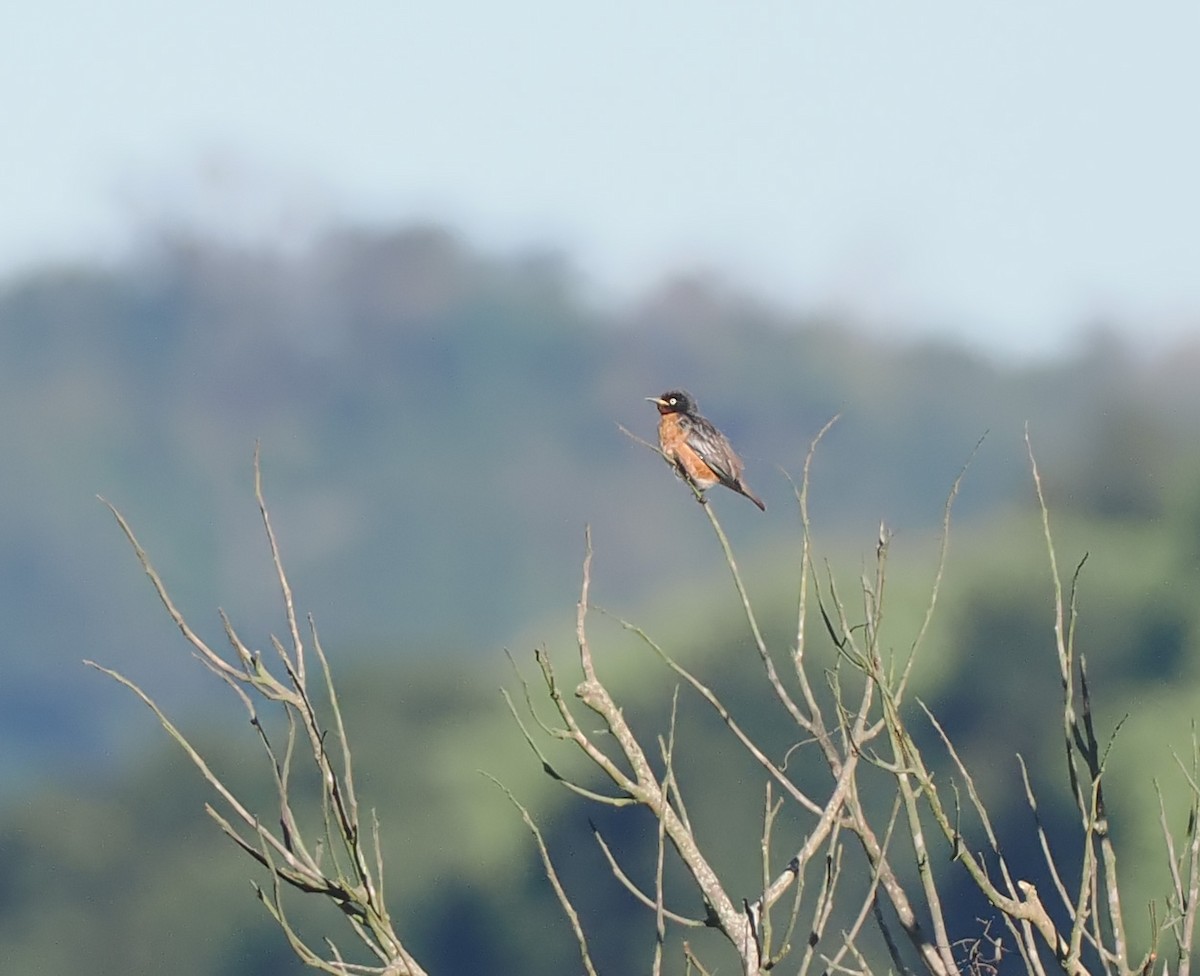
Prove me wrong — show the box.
[92,463,424,976]
[485,775,600,976]
[589,823,706,927]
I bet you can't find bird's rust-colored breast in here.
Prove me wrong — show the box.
[658,412,720,489]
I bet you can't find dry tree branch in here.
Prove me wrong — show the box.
[572,528,759,967]
[504,522,764,972]
[925,708,1048,976]
[88,452,424,976]
[611,613,828,817]
[515,420,884,973]
[896,432,987,704]
[757,783,786,958]
[483,774,600,976]
[507,417,1189,976]
[587,824,707,927]
[807,798,902,976]
[1162,731,1200,976]
[94,409,1200,976]
[615,414,954,974]
[791,414,841,699]
[255,442,306,685]
[654,687,682,976]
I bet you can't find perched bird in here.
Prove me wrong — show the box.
[646,389,766,511]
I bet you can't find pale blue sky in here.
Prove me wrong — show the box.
[4,1,1198,357]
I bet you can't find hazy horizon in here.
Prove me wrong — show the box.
[5,1,1199,359]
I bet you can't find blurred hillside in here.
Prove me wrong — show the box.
[4,222,1200,788]
[5,222,1200,972]
[6,477,1200,973]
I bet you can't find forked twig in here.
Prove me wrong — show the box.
[90,452,423,976]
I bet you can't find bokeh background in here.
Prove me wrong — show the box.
[3,3,1200,973]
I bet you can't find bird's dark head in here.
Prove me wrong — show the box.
[646,390,696,416]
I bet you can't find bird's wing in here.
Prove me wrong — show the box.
[682,415,742,486]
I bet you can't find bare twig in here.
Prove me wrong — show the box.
[91,455,424,976]
[484,774,600,976]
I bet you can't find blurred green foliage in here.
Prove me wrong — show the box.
[3,224,1200,970]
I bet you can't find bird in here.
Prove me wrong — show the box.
[646,389,766,511]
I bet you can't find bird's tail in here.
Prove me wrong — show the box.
[740,484,766,511]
